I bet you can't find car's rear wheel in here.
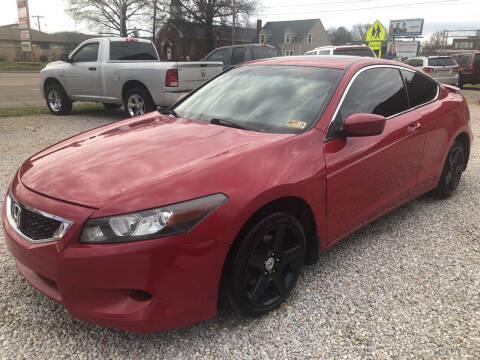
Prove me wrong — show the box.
[225,213,305,316]
[123,88,155,118]
[103,103,122,110]
[433,140,466,198]
[46,83,72,115]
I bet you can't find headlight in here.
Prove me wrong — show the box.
[80,194,227,244]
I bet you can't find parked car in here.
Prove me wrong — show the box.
[305,45,376,57]
[3,56,472,333]
[203,44,278,70]
[404,56,459,86]
[40,38,223,117]
[452,52,480,88]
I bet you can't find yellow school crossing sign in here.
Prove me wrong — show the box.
[365,20,386,42]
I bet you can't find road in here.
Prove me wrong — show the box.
[0,72,43,108]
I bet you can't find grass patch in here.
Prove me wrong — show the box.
[0,103,106,118]
[0,61,47,72]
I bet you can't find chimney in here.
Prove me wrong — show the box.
[256,19,263,43]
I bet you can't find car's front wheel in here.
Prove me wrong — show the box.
[225,213,305,316]
[433,140,466,198]
[46,83,72,115]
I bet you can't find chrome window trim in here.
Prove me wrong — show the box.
[5,194,74,244]
[327,64,440,134]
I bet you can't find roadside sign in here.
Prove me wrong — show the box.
[17,0,26,7]
[18,18,28,29]
[388,19,424,37]
[368,41,382,59]
[17,6,27,19]
[21,41,31,52]
[365,20,387,42]
[20,30,30,40]
[386,41,419,58]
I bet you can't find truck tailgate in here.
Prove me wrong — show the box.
[176,62,223,91]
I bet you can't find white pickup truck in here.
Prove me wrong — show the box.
[40,37,223,117]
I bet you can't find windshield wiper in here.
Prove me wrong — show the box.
[159,108,178,117]
[210,118,249,130]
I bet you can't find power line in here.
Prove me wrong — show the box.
[260,0,461,15]
[263,0,377,9]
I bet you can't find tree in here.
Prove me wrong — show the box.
[327,26,354,45]
[420,30,445,55]
[158,0,259,52]
[66,0,151,37]
[351,23,371,42]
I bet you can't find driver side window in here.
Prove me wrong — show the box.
[205,48,231,65]
[71,42,99,62]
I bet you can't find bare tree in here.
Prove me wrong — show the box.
[66,0,151,36]
[327,26,354,45]
[351,23,371,42]
[158,0,259,52]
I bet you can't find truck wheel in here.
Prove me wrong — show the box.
[46,83,72,115]
[103,103,122,110]
[124,88,155,118]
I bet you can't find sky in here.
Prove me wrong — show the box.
[1,0,479,40]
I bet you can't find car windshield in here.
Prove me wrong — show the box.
[173,65,342,134]
[333,48,374,57]
[428,57,456,66]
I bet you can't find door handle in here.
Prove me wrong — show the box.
[407,122,421,133]
[88,67,96,71]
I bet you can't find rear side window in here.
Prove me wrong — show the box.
[428,57,456,66]
[318,50,330,55]
[110,41,158,60]
[338,68,409,120]
[333,48,374,57]
[253,46,276,59]
[401,70,438,108]
[72,42,99,62]
[231,47,246,65]
[475,54,480,66]
[456,54,473,66]
[406,59,423,67]
[205,48,231,64]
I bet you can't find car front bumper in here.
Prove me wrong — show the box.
[2,180,230,333]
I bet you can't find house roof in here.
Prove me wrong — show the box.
[165,20,257,42]
[261,19,320,46]
[53,32,97,45]
[0,24,68,43]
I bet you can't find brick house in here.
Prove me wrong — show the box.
[155,20,257,61]
[259,19,331,56]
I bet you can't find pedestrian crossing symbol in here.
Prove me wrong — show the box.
[365,20,386,42]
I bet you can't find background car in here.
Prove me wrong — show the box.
[305,45,376,57]
[404,56,459,86]
[203,44,278,70]
[452,52,480,88]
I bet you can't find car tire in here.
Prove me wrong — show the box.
[123,87,155,118]
[458,78,464,89]
[45,83,72,115]
[432,140,466,198]
[103,103,122,110]
[224,213,306,317]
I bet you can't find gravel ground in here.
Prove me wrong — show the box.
[0,92,479,359]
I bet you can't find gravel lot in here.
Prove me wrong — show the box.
[1,92,479,359]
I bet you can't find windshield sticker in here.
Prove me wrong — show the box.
[285,120,307,129]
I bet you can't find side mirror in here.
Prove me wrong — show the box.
[340,113,386,137]
[60,54,72,63]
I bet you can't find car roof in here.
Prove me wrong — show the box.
[212,44,276,50]
[313,45,370,50]
[244,55,400,70]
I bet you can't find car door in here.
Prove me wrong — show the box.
[63,41,101,98]
[324,66,425,244]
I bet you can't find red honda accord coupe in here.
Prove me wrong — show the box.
[2,56,472,333]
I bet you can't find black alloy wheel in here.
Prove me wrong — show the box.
[225,213,306,316]
[433,140,466,198]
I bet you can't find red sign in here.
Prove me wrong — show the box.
[17,1,26,7]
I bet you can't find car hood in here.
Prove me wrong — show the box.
[19,114,293,208]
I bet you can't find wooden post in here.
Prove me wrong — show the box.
[25,0,35,62]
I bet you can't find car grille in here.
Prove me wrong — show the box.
[7,196,73,243]
[17,204,62,240]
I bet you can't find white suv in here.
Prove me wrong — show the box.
[305,45,376,57]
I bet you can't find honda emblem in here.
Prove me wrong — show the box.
[12,203,21,227]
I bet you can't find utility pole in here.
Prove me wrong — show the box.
[152,0,157,43]
[232,0,236,45]
[32,15,44,32]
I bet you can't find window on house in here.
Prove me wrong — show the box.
[308,34,312,44]
[260,34,265,44]
[285,33,291,44]
[284,50,294,56]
